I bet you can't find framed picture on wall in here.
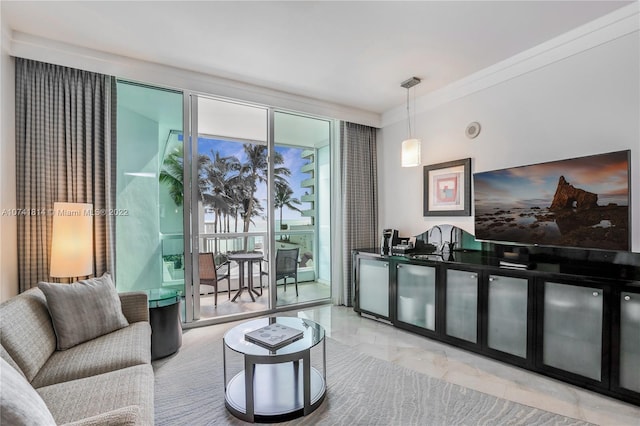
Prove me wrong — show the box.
[423,158,471,216]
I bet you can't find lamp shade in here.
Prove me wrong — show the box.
[50,202,94,278]
[401,138,421,167]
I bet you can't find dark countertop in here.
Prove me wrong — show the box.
[353,247,640,284]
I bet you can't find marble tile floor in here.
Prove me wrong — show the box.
[269,305,640,426]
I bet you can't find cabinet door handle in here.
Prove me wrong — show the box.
[383,263,388,268]
[592,291,600,297]
[470,274,477,279]
[489,277,496,282]
[624,295,631,301]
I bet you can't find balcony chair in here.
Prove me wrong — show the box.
[275,247,300,299]
[199,252,230,307]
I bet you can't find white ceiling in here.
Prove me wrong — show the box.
[1,1,633,114]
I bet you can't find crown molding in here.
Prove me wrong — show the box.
[8,31,381,128]
[381,2,640,128]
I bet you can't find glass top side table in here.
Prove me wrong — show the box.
[223,317,327,422]
[142,288,182,360]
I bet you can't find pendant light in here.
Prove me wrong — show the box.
[400,76,421,167]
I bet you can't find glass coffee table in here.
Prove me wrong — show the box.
[223,317,326,422]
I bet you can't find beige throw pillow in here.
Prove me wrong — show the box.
[38,273,129,350]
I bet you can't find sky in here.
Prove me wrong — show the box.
[474,151,629,209]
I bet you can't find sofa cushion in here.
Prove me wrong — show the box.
[118,292,150,323]
[0,288,57,382]
[38,273,129,350]
[62,406,140,426]
[32,322,151,388]
[36,364,154,425]
[1,343,25,378]
[0,357,56,426]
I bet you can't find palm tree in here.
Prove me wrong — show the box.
[228,182,245,233]
[238,144,289,234]
[161,143,294,249]
[159,146,211,207]
[274,182,302,231]
[204,152,240,233]
[159,147,184,206]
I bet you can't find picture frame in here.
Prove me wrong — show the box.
[423,158,471,216]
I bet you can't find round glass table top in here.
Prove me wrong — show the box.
[143,288,181,307]
[227,252,265,261]
[224,317,325,357]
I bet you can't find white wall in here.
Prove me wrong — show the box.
[1,19,17,301]
[379,30,640,252]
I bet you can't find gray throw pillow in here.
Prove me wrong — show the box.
[0,357,56,425]
[38,273,129,350]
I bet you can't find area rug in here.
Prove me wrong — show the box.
[153,326,591,425]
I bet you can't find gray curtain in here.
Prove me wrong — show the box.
[15,58,116,291]
[340,122,378,306]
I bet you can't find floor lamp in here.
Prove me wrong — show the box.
[50,202,94,283]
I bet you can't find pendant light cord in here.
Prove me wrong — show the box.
[406,88,412,138]
[401,76,421,140]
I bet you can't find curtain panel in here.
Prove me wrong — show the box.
[340,122,378,306]
[15,58,117,291]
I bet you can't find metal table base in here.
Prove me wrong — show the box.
[225,362,326,422]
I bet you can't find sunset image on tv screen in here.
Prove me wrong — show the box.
[473,150,629,251]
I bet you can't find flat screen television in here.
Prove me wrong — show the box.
[473,150,630,251]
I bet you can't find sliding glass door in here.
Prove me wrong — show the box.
[192,96,270,321]
[273,112,332,308]
[187,98,333,322]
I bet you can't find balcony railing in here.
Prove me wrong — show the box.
[160,230,318,288]
[200,230,316,282]
[199,232,267,255]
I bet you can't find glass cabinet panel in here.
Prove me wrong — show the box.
[620,291,640,392]
[543,281,603,381]
[397,264,436,330]
[446,269,478,343]
[358,258,389,317]
[487,275,528,358]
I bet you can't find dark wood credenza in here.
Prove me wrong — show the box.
[353,247,640,405]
